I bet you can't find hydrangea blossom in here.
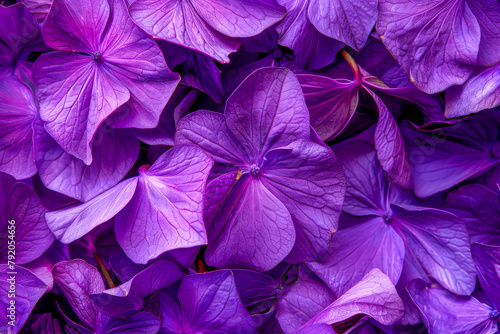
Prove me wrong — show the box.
[2,0,500,332]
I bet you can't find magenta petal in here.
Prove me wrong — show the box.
[178,271,255,333]
[34,52,130,164]
[308,0,377,50]
[115,145,212,264]
[35,120,139,202]
[308,215,405,297]
[46,177,138,244]
[53,259,105,330]
[225,68,310,159]
[205,175,295,271]
[0,265,48,333]
[0,76,37,179]
[1,172,54,265]
[408,279,497,334]
[262,140,346,262]
[303,269,404,328]
[366,88,412,189]
[377,0,480,93]
[394,205,476,295]
[297,74,359,141]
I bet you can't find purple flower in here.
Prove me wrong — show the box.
[33,0,180,164]
[176,67,346,271]
[46,145,212,264]
[308,135,476,323]
[408,243,500,333]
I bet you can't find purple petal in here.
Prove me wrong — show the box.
[115,145,212,264]
[471,243,500,307]
[354,37,411,89]
[23,256,54,289]
[445,63,500,118]
[0,265,48,333]
[262,140,346,262]
[52,259,104,329]
[0,3,46,78]
[297,74,359,141]
[308,215,405,297]
[304,269,404,328]
[42,0,109,52]
[333,138,390,216]
[276,0,343,70]
[294,324,335,334]
[277,275,335,332]
[129,0,239,63]
[91,260,184,317]
[232,269,279,308]
[130,0,284,63]
[159,41,223,103]
[34,119,139,203]
[407,279,497,334]
[468,0,500,66]
[0,76,37,179]
[363,76,444,122]
[189,0,284,38]
[101,312,161,334]
[176,110,248,164]
[19,0,51,23]
[377,0,480,93]
[225,67,310,160]
[33,52,130,164]
[394,205,476,295]
[308,0,377,50]
[205,174,295,271]
[366,87,412,189]
[0,172,53,265]
[441,184,500,246]
[179,271,255,333]
[402,116,499,198]
[46,177,138,244]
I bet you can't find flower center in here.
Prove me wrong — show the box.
[92,51,101,61]
[250,164,260,176]
[490,309,499,319]
[383,211,393,223]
